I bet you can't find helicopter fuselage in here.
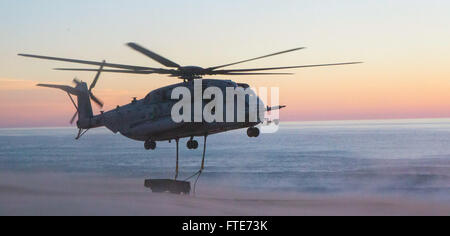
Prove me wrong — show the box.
[86,79,265,142]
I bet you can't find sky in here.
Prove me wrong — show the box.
[1,0,450,127]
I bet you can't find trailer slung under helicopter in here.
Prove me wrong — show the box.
[145,179,191,195]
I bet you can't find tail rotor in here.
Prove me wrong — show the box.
[37,61,106,126]
[88,61,105,108]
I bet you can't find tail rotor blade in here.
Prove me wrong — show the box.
[73,77,81,85]
[70,111,78,124]
[89,60,105,91]
[89,91,104,108]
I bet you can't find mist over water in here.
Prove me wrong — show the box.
[1,119,450,203]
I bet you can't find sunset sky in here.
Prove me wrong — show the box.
[1,0,450,127]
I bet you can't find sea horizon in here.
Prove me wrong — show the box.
[2,117,450,130]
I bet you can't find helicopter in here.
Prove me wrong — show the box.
[19,43,361,194]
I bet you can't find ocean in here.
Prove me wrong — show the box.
[1,118,450,204]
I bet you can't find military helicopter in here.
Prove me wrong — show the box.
[19,43,361,194]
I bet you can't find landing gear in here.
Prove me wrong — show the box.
[247,127,260,138]
[145,135,208,196]
[187,138,199,150]
[144,140,156,150]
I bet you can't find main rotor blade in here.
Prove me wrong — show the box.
[18,53,159,71]
[208,47,306,70]
[89,61,105,91]
[215,72,294,75]
[214,62,363,73]
[127,42,181,68]
[54,68,158,74]
[37,84,80,95]
[89,91,104,108]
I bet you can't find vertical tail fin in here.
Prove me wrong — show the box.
[36,61,105,132]
[73,80,94,128]
[37,80,94,129]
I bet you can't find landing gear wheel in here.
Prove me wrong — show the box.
[144,140,156,150]
[247,127,260,138]
[254,128,260,137]
[187,140,199,150]
[191,140,198,149]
